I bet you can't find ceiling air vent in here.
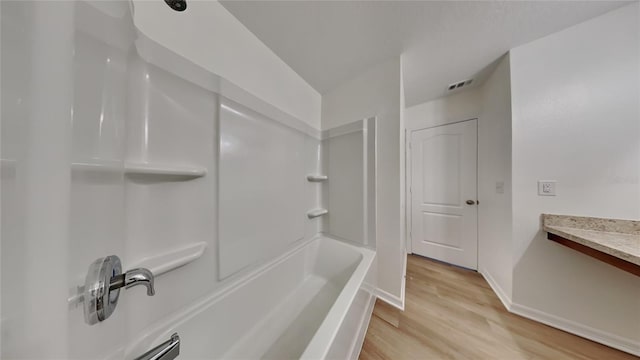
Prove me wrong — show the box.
[447,79,473,91]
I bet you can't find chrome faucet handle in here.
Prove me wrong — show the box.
[109,268,155,296]
[83,255,155,325]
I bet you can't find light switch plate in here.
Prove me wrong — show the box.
[496,181,505,194]
[538,180,556,196]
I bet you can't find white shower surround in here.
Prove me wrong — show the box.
[129,9,376,360]
[0,1,376,359]
[128,27,376,360]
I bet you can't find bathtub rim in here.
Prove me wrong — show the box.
[123,235,375,360]
[300,241,375,359]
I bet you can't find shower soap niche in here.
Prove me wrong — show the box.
[306,174,328,182]
[307,208,328,219]
[129,241,207,277]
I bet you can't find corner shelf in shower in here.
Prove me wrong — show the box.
[130,241,208,277]
[306,174,328,182]
[307,208,328,219]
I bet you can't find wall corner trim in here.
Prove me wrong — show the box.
[480,271,640,357]
[375,288,405,311]
[479,269,512,311]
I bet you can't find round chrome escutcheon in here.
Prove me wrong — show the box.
[83,255,122,325]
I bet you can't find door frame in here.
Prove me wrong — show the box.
[405,118,479,259]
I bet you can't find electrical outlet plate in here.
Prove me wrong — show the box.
[538,180,556,196]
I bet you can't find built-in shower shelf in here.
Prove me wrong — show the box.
[306,174,328,182]
[307,208,328,219]
[67,241,208,308]
[71,161,206,179]
[125,162,206,178]
[130,241,208,277]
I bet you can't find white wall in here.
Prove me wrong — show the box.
[405,88,482,131]
[406,4,640,353]
[321,57,405,307]
[131,0,321,129]
[510,2,640,352]
[477,55,513,301]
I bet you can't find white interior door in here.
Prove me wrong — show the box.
[410,120,478,269]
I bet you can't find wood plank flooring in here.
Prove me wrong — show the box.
[359,255,638,360]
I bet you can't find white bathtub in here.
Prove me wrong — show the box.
[127,236,376,360]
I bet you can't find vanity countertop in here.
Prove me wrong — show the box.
[542,214,640,267]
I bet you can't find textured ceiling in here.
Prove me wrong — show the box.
[221,1,630,106]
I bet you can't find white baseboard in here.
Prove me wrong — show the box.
[509,303,640,357]
[479,270,639,357]
[349,294,377,360]
[479,268,512,310]
[376,288,404,311]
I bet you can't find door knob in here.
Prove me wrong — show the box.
[83,255,155,325]
[466,200,476,205]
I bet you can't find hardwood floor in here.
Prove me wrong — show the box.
[359,255,638,360]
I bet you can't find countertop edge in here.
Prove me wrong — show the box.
[543,225,640,266]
